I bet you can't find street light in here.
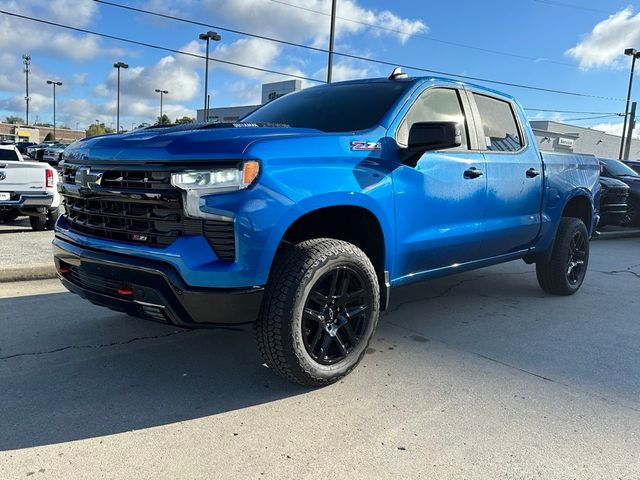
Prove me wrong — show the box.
[619,48,640,159]
[22,54,31,125]
[46,80,62,141]
[198,31,221,122]
[155,89,168,123]
[113,61,129,134]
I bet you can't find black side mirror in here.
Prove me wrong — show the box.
[408,121,462,151]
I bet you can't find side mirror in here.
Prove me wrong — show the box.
[408,121,462,151]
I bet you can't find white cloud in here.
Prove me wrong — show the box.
[0,0,124,61]
[591,122,640,139]
[566,7,640,70]
[208,0,427,47]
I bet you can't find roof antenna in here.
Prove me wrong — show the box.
[388,67,408,80]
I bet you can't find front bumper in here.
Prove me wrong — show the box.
[53,236,264,327]
[0,192,53,208]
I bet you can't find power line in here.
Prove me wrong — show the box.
[525,108,622,114]
[0,9,626,102]
[562,114,623,121]
[532,0,615,14]
[0,9,324,83]
[268,0,576,67]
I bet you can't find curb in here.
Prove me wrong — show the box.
[595,228,640,240]
[0,265,57,283]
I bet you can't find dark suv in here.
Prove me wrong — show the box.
[600,158,640,227]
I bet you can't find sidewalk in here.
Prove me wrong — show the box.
[0,218,56,282]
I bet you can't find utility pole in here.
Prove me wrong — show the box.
[327,0,337,83]
[22,54,31,125]
[155,89,168,123]
[46,80,62,141]
[113,62,129,134]
[623,101,637,160]
[619,48,640,159]
[199,31,221,122]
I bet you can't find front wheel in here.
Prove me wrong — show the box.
[536,217,589,295]
[256,238,380,387]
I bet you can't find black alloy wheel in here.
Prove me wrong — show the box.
[302,266,371,365]
[566,230,587,285]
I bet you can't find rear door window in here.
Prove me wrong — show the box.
[0,148,19,161]
[473,94,523,152]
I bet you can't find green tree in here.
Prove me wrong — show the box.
[175,116,195,124]
[156,114,171,125]
[136,122,151,129]
[85,123,115,137]
[4,115,25,124]
[35,122,53,127]
[43,132,54,141]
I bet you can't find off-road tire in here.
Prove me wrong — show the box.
[256,238,380,387]
[29,215,47,231]
[536,217,589,296]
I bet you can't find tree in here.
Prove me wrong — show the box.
[4,116,25,124]
[175,116,195,124]
[43,133,54,141]
[34,122,53,127]
[136,122,151,129]
[85,123,115,137]
[156,114,171,125]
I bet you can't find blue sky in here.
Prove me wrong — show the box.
[1,0,640,135]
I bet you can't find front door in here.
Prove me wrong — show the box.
[392,87,487,281]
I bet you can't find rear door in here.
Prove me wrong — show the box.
[392,87,487,279]
[467,91,543,258]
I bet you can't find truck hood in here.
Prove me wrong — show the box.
[63,123,323,164]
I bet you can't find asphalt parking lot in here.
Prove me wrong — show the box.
[0,237,639,479]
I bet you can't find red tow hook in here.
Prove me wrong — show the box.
[57,266,70,274]
[117,286,135,296]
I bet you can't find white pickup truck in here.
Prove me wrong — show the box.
[0,144,61,230]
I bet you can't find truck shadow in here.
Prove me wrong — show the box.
[0,292,307,451]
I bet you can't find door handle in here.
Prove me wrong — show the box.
[464,167,483,179]
[526,168,541,178]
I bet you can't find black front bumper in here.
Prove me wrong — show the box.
[53,237,263,327]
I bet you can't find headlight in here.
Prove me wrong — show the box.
[171,160,260,193]
[171,160,260,219]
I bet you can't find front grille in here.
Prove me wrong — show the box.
[61,165,236,261]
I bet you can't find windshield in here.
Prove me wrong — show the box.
[243,81,410,132]
[601,158,639,177]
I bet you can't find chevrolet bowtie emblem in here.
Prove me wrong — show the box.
[75,167,103,189]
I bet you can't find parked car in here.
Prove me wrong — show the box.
[599,158,640,226]
[623,160,640,175]
[54,72,600,386]
[598,176,629,227]
[42,144,68,166]
[15,142,37,155]
[26,141,57,158]
[0,144,61,228]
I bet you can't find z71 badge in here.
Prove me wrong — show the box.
[350,141,382,151]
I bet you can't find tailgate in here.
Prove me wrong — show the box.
[0,161,46,192]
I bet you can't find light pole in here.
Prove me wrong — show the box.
[113,61,128,134]
[327,0,337,83]
[619,48,640,159]
[155,89,168,123]
[46,80,62,141]
[198,31,221,122]
[22,54,31,125]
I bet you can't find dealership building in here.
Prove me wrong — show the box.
[196,79,302,123]
[0,122,85,144]
[530,120,640,160]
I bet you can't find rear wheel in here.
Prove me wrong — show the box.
[256,238,380,387]
[536,217,589,296]
[29,215,47,231]
[46,207,60,230]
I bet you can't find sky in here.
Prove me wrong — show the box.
[1,0,640,136]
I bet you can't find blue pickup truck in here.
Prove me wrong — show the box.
[53,71,600,386]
